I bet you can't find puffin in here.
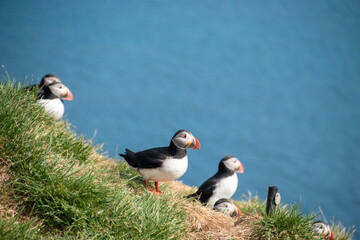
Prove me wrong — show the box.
[119,129,200,193]
[187,155,244,206]
[213,198,242,217]
[312,221,334,240]
[27,74,73,119]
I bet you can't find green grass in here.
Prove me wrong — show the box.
[0,216,46,240]
[253,203,319,239]
[235,194,354,240]
[0,76,189,239]
[0,74,355,239]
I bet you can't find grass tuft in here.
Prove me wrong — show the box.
[253,203,321,239]
[0,216,44,240]
[330,220,355,240]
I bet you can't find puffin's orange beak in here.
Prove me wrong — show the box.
[190,137,200,149]
[236,206,242,216]
[235,161,244,173]
[61,88,73,101]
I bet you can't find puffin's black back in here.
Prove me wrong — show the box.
[119,147,187,169]
[119,133,188,169]
[120,148,168,168]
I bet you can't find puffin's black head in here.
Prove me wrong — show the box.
[213,198,242,217]
[40,74,73,101]
[40,74,60,86]
[220,155,244,173]
[170,129,200,150]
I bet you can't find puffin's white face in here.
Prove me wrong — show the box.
[312,221,333,239]
[172,130,200,149]
[44,76,73,101]
[223,156,244,173]
[214,200,241,217]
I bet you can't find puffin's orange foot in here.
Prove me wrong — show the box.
[148,188,161,194]
[144,180,162,193]
[154,181,161,194]
[146,186,156,192]
[145,180,154,191]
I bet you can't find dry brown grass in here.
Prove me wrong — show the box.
[168,181,263,240]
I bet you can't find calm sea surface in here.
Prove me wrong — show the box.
[1,1,359,238]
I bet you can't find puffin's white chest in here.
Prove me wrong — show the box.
[139,156,188,182]
[37,98,64,119]
[207,173,238,206]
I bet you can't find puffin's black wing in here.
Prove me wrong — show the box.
[119,147,169,169]
[187,175,219,204]
[196,177,219,203]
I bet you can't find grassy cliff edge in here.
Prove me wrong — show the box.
[0,77,354,239]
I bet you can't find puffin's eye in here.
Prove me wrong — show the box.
[59,86,63,89]
[182,135,187,139]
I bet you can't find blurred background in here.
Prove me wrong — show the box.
[1,0,359,237]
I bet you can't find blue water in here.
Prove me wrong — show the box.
[1,0,359,238]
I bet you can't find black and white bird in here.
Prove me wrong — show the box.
[187,155,244,206]
[28,74,73,119]
[213,198,242,217]
[119,129,200,193]
[312,221,334,240]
